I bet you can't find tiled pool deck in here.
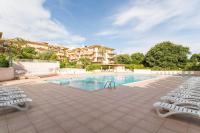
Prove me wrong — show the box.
[0,76,200,133]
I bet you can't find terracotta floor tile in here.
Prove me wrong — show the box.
[38,126,66,133]
[97,127,123,133]
[128,126,151,133]
[68,125,94,133]
[86,119,108,132]
[59,119,81,132]
[157,127,178,133]
[136,120,161,133]
[110,119,133,132]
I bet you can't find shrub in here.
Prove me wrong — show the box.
[39,51,58,61]
[78,57,91,68]
[19,46,37,59]
[125,64,145,70]
[86,64,101,71]
[185,62,200,71]
[0,54,9,67]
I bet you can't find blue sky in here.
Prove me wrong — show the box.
[0,0,200,54]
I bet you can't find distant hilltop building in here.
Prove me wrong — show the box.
[27,41,115,64]
[26,41,69,60]
[0,32,115,64]
[68,45,115,64]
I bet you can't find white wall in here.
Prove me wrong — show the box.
[13,60,59,76]
[0,67,14,81]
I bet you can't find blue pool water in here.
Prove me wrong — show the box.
[47,74,156,91]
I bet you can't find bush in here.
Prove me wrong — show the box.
[125,64,145,70]
[19,46,38,59]
[60,58,69,68]
[86,64,101,71]
[185,62,200,71]
[151,66,181,71]
[78,57,91,68]
[0,54,9,67]
[39,51,58,61]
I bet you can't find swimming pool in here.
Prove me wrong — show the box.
[47,74,156,91]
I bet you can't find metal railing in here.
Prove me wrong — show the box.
[104,81,116,89]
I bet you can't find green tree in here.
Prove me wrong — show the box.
[144,41,190,69]
[60,57,70,68]
[39,51,58,61]
[86,64,101,71]
[131,52,144,64]
[185,53,200,70]
[190,53,200,63]
[19,46,37,59]
[2,38,27,59]
[114,54,132,64]
[78,57,91,68]
[0,54,9,67]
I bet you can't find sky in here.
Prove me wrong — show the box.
[0,0,200,54]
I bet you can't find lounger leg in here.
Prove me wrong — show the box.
[9,103,29,111]
[155,108,177,118]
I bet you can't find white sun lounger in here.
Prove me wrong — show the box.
[161,96,200,109]
[0,98,32,111]
[0,87,22,91]
[168,91,200,97]
[153,102,200,118]
[170,89,200,95]
[166,93,200,102]
[0,91,25,96]
[0,94,27,101]
[174,87,200,92]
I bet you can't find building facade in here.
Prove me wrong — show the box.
[25,42,115,64]
[67,45,115,64]
[26,41,69,60]
[0,32,115,64]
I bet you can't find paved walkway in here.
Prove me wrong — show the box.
[0,76,199,133]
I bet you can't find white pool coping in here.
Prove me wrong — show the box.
[123,75,171,88]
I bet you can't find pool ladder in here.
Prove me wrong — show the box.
[104,81,116,89]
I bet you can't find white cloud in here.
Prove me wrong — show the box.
[0,0,86,44]
[113,0,200,32]
[98,0,200,54]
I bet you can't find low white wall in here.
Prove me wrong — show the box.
[0,67,14,81]
[58,68,86,74]
[134,69,200,76]
[13,60,59,76]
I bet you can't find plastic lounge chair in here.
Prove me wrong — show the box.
[153,102,200,118]
[168,91,200,97]
[0,89,24,93]
[0,87,22,91]
[171,89,200,95]
[0,98,32,111]
[161,96,200,109]
[0,94,27,101]
[175,86,200,91]
[167,93,200,102]
[0,91,25,96]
